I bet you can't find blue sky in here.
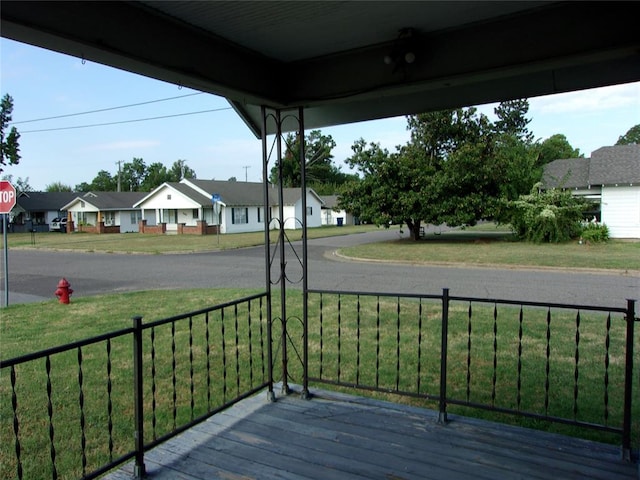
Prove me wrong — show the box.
[1,37,639,191]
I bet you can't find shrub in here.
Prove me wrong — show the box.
[503,184,586,243]
[580,222,609,243]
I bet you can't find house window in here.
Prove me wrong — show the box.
[130,211,142,224]
[80,201,85,208]
[192,209,199,219]
[306,206,313,216]
[257,207,262,223]
[103,211,115,226]
[167,194,172,200]
[232,207,248,224]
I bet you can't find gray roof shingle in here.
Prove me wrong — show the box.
[65,191,147,210]
[542,144,640,188]
[589,144,640,185]
[186,179,277,206]
[16,191,77,211]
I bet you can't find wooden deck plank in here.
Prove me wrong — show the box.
[104,387,637,480]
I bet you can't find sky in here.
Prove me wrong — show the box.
[1,37,639,191]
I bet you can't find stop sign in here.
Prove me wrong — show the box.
[0,181,17,214]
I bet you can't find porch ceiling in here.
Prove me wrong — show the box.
[2,1,639,137]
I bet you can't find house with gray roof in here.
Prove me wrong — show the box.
[11,191,77,232]
[61,191,147,233]
[542,144,640,238]
[134,179,322,234]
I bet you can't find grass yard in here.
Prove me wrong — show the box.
[4,224,377,254]
[339,229,640,271]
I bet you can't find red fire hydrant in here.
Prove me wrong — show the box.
[54,278,73,304]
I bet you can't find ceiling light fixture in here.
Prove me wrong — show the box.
[384,27,417,73]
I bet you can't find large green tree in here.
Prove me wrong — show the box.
[534,134,582,167]
[269,130,352,188]
[169,159,196,181]
[616,124,640,145]
[340,102,537,240]
[0,94,21,174]
[493,99,534,143]
[45,181,73,192]
[76,170,117,192]
[1,174,31,193]
[121,157,147,191]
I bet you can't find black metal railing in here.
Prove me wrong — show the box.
[304,288,637,458]
[0,292,270,480]
[1,287,637,479]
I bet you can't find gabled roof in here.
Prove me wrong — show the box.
[133,182,212,208]
[590,144,640,185]
[16,191,77,211]
[542,158,590,189]
[183,179,277,206]
[282,188,324,207]
[319,195,340,209]
[543,144,640,189]
[62,191,147,211]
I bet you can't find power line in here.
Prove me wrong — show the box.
[11,92,206,125]
[18,106,234,133]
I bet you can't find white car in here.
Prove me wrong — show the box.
[50,217,68,232]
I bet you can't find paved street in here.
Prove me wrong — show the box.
[1,229,638,308]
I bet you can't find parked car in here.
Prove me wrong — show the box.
[50,217,68,232]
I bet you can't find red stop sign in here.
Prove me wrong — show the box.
[0,180,17,214]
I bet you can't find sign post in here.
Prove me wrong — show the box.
[1,181,17,307]
[211,194,221,246]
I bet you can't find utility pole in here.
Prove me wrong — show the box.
[243,165,250,182]
[116,160,123,192]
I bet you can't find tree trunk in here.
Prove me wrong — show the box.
[406,220,422,241]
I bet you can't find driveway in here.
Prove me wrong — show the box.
[1,228,637,308]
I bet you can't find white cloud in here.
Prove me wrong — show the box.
[532,83,639,114]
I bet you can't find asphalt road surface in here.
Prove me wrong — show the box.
[1,229,638,309]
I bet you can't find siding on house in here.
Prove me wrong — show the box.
[277,188,323,229]
[601,186,640,238]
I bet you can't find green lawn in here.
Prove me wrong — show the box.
[339,227,640,271]
[4,224,377,254]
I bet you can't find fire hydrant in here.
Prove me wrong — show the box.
[54,278,73,304]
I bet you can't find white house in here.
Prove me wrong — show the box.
[542,144,640,239]
[61,191,147,233]
[279,188,324,230]
[133,181,217,233]
[320,194,354,226]
[134,179,323,234]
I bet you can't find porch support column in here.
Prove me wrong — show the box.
[298,106,310,399]
[261,106,275,401]
[275,109,290,395]
[260,105,309,399]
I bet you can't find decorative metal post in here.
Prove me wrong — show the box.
[299,106,310,399]
[261,106,276,402]
[132,315,146,478]
[621,299,636,461]
[438,288,450,424]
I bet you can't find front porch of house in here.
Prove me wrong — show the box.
[105,385,636,480]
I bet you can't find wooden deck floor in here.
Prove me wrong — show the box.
[105,387,637,480]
